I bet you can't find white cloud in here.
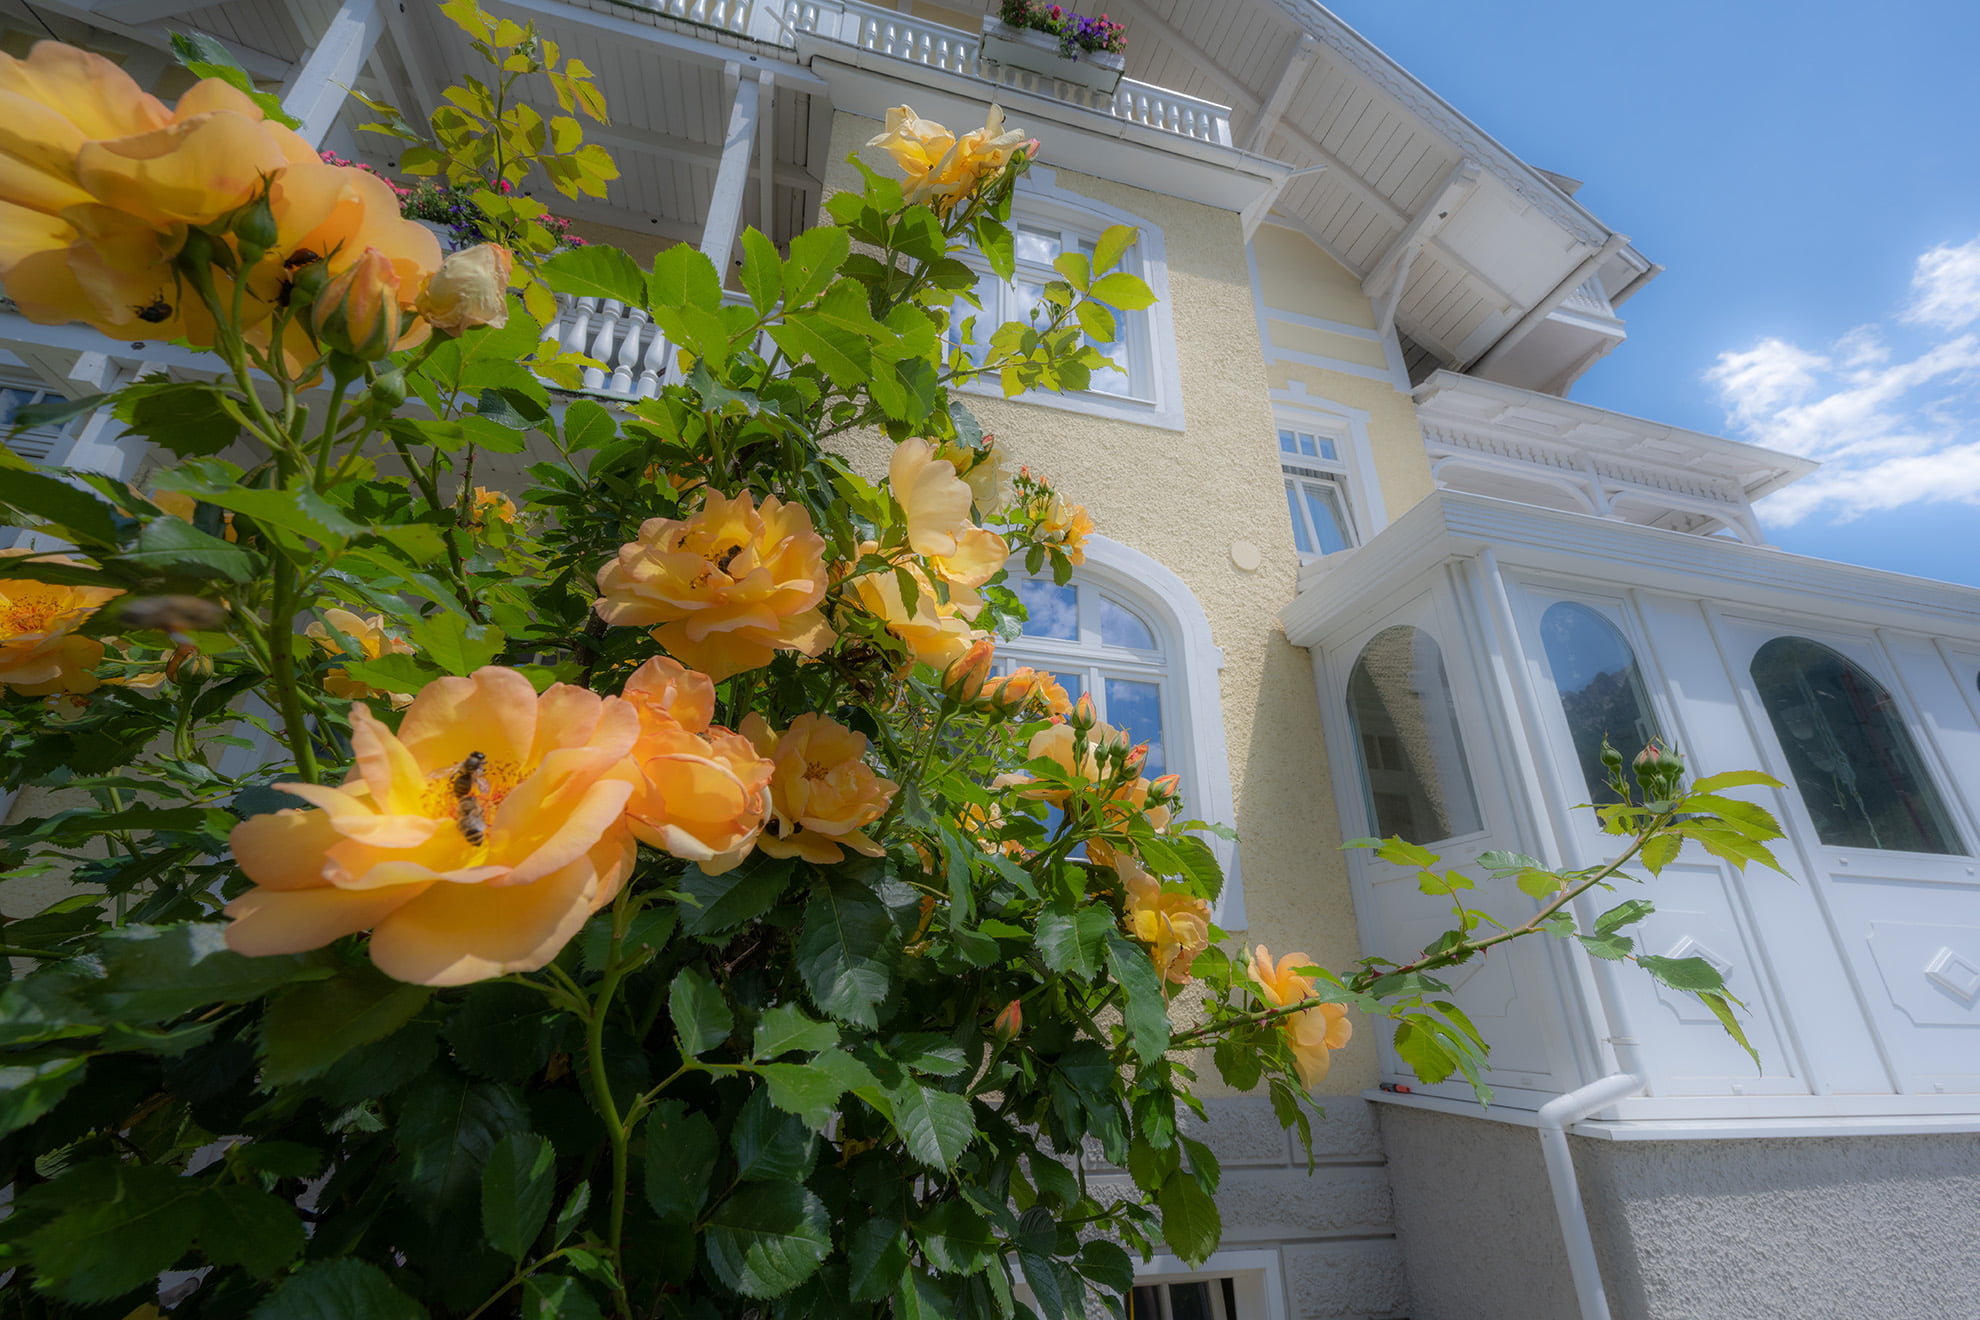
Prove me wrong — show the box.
[1903,236,1980,329]
[1707,238,1980,526]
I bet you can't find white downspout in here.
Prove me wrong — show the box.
[1536,1072,1644,1320]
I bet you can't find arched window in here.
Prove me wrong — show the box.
[1346,626,1483,844]
[1003,575,1171,778]
[1750,637,1962,855]
[1538,602,1662,804]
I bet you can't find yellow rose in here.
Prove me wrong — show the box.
[594,489,835,683]
[471,486,518,527]
[1038,493,1095,566]
[225,667,639,986]
[311,246,427,360]
[981,666,1073,719]
[0,558,121,695]
[1126,886,1212,987]
[417,242,514,334]
[848,553,984,671]
[613,657,773,874]
[1248,945,1353,1091]
[865,104,1025,213]
[743,712,898,864]
[934,436,1005,515]
[304,608,416,709]
[889,437,975,558]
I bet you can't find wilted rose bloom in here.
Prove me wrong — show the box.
[613,657,772,874]
[304,608,416,709]
[848,554,983,671]
[1249,945,1353,1090]
[981,666,1073,719]
[1126,886,1212,986]
[0,558,121,695]
[594,489,835,683]
[417,242,512,334]
[743,712,898,864]
[225,667,639,986]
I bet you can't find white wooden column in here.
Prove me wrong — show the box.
[280,0,386,147]
[699,65,764,276]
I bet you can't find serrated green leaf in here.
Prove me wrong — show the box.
[1689,770,1784,793]
[197,1183,304,1278]
[734,1085,817,1183]
[523,1275,603,1319]
[1089,271,1156,310]
[681,854,794,938]
[886,1080,974,1170]
[847,1216,909,1301]
[1594,898,1655,937]
[247,1257,425,1319]
[643,1099,717,1219]
[88,923,330,1021]
[445,981,561,1081]
[703,1183,830,1298]
[23,1162,201,1303]
[754,1003,839,1059]
[260,964,432,1084]
[1638,954,1726,993]
[797,874,896,1028]
[738,226,783,313]
[1576,930,1635,960]
[407,612,504,675]
[543,243,648,304]
[0,469,121,547]
[394,1071,530,1219]
[669,965,732,1056]
[783,225,850,307]
[1392,1018,1457,1085]
[0,1054,86,1137]
[1155,1167,1219,1264]
[914,1198,995,1274]
[1105,930,1173,1064]
[1699,990,1761,1070]
[1036,903,1109,978]
[481,1132,557,1260]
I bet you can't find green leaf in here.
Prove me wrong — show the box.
[260,963,432,1084]
[1089,271,1157,310]
[1036,903,1109,978]
[1638,954,1726,993]
[1155,1169,1219,1265]
[1392,1018,1457,1085]
[562,398,617,451]
[1076,1238,1136,1295]
[976,218,1015,282]
[1374,837,1440,869]
[913,1198,995,1274]
[170,32,300,127]
[886,1080,975,1170]
[394,1071,531,1219]
[247,1257,426,1319]
[733,1085,817,1183]
[127,516,262,584]
[681,854,794,938]
[703,1183,831,1299]
[1689,770,1784,793]
[340,652,438,695]
[552,1181,592,1246]
[783,225,850,307]
[847,1216,909,1301]
[738,226,784,313]
[118,382,243,458]
[407,612,505,674]
[23,1161,201,1303]
[643,1099,718,1219]
[1641,832,1681,875]
[669,965,732,1056]
[796,874,897,1028]
[1699,990,1761,1070]
[543,243,648,304]
[523,1276,603,1319]
[1594,898,1655,937]
[1105,930,1173,1064]
[758,1062,853,1131]
[89,923,330,1021]
[0,469,121,547]
[0,1054,86,1137]
[482,1132,558,1260]
[1517,867,1562,899]
[446,981,561,1081]
[1576,931,1635,961]
[197,1184,304,1278]
[754,1003,839,1059]
[1090,224,1137,275]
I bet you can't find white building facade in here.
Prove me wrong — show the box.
[4,1,1978,1317]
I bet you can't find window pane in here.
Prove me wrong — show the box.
[1299,481,1352,554]
[1539,603,1661,804]
[1105,677,1165,777]
[1165,1282,1216,1320]
[1012,578,1078,640]
[1100,595,1157,651]
[1012,278,1046,323]
[1751,637,1962,854]
[1014,224,1060,266]
[1346,626,1483,843]
[1086,338,1134,396]
[1285,481,1314,556]
[1278,427,1300,455]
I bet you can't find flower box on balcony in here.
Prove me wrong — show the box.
[979,16,1125,96]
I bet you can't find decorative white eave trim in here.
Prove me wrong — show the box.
[797,48,1290,215]
[1412,370,1817,500]
[1281,490,1980,649]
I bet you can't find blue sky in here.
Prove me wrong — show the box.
[1329,0,1980,586]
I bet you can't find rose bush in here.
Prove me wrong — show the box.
[0,8,1784,1316]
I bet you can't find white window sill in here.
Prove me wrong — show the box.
[1365,1086,1980,1138]
[954,374,1185,432]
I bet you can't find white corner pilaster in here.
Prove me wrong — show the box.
[280,0,385,147]
[699,65,764,277]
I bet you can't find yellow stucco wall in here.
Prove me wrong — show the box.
[827,111,1374,1093]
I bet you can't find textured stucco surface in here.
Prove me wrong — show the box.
[824,110,1376,1094]
[1380,1103,1980,1320]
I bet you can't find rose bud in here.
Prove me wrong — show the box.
[416,243,513,335]
[942,637,994,703]
[311,248,403,360]
[993,1000,1023,1042]
[1070,693,1097,732]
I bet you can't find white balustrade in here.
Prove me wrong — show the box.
[780,0,1233,147]
[541,291,772,401]
[616,0,759,35]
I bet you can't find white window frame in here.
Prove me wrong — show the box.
[997,536,1243,925]
[1276,419,1358,559]
[1128,1250,1288,1320]
[0,378,80,463]
[954,167,1184,431]
[1270,387,1387,547]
